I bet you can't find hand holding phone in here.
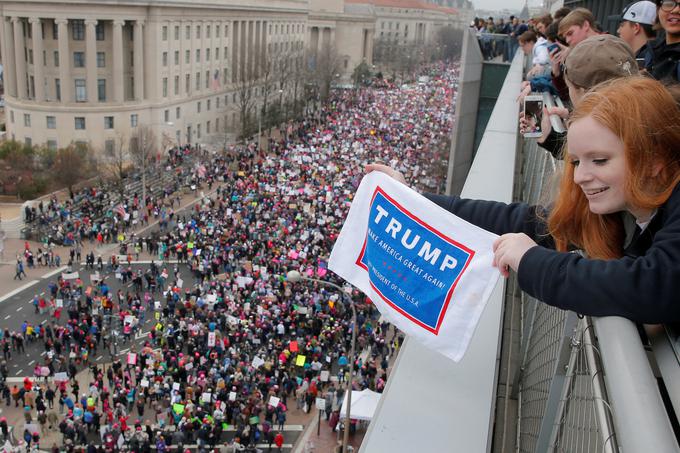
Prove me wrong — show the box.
[523,95,544,138]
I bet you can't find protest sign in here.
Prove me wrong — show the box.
[127,353,137,365]
[172,383,180,391]
[320,370,330,382]
[229,391,237,401]
[315,398,326,411]
[202,392,212,403]
[295,355,306,367]
[208,332,216,347]
[289,341,298,352]
[252,356,265,369]
[141,379,149,387]
[173,403,184,414]
[268,396,280,407]
[62,271,79,280]
[54,372,68,382]
[328,171,500,362]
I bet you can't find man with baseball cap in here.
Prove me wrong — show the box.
[618,1,657,57]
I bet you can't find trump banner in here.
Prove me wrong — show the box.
[329,171,500,362]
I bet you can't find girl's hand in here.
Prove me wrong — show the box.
[365,163,407,185]
[492,233,537,278]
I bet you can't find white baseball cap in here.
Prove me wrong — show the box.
[621,1,657,25]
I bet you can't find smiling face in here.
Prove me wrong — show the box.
[567,116,651,220]
[659,2,680,43]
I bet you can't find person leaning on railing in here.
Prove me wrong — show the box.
[368,76,680,324]
[519,35,640,159]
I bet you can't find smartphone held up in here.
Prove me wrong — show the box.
[523,95,543,138]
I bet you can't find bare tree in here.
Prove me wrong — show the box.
[313,43,342,101]
[100,133,129,200]
[259,50,275,134]
[436,26,464,61]
[52,143,92,196]
[235,71,258,142]
[128,125,157,202]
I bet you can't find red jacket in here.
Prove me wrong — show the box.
[274,433,284,447]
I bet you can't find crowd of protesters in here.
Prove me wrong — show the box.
[0,62,459,452]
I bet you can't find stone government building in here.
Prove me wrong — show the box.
[0,0,468,153]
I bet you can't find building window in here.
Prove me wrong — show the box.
[207,120,211,134]
[46,116,56,129]
[54,50,59,67]
[224,47,228,59]
[224,95,228,105]
[162,78,168,97]
[97,52,105,67]
[25,137,32,147]
[164,109,170,122]
[185,74,190,93]
[197,123,201,139]
[197,101,201,113]
[53,22,58,40]
[195,72,200,91]
[162,25,168,40]
[24,114,31,127]
[162,52,168,66]
[9,111,14,123]
[75,117,86,129]
[47,140,58,151]
[174,75,179,95]
[104,116,114,129]
[55,79,61,101]
[215,47,219,60]
[205,70,209,89]
[96,23,105,40]
[43,50,47,66]
[131,113,138,127]
[206,48,210,61]
[185,25,190,40]
[98,79,106,101]
[174,50,179,65]
[206,25,211,38]
[73,51,85,67]
[224,24,228,36]
[176,107,181,119]
[174,25,179,40]
[216,97,220,109]
[72,20,84,40]
[216,118,219,131]
[105,139,115,155]
[196,49,200,63]
[75,79,87,102]
[207,99,211,111]
[196,25,201,39]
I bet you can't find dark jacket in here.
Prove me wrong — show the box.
[644,33,680,82]
[425,182,680,323]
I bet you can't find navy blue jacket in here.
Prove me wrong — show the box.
[425,183,680,323]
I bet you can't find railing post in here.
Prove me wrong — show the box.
[534,311,579,453]
[593,317,680,452]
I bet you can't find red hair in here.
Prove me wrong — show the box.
[548,77,680,259]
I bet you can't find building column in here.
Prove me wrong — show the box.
[1,17,17,98]
[12,17,27,100]
[29,18,45,101]
[133,20,144,100]
[112,19,124,102]
[85,19,98,102]
[254,21,260,79]
[55,18,71,103]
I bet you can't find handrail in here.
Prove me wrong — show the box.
[593,317,680,451]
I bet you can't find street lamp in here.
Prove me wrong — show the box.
[286,270,356,453]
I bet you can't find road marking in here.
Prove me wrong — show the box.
[0,280,40,304]
[40,320,46,325]
[4,315,10,320]
[41,265,68,279]
[96,356,103,361]
[40,352,46,356]
[16,307,23,312]
[28,360,34,366]
[16,369,22,375]
[39,292,45,296]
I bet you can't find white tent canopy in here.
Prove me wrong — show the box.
[340,389,382,421]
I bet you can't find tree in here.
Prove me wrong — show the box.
[259,50,275,134]
[128,125,157,203]
[52,144,92,195]
[352,61,372,87]
[312,43,342,101]
[436,26,464,61]
[100,133,129,200]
